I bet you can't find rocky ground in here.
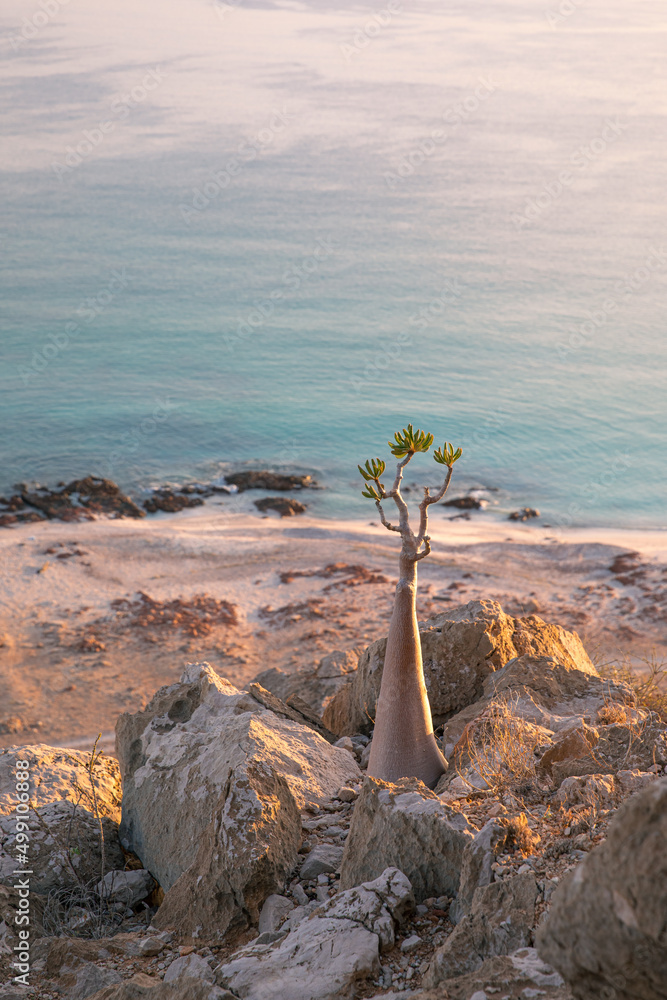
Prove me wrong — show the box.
[1,599,666,1000]
[1,501,666,754]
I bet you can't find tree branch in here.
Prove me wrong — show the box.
[415,537,431,561]
[388,454,414,537]
[416,466,454,545]
[375,500,401,532]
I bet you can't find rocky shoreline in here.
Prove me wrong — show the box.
[1,473,547,529]
[0,472,318,528]
[1,600,666,1000]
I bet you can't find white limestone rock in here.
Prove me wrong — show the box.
[216,867,414,1000]
[0,744,124,894]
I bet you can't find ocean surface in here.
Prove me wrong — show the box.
[1,0,666,528]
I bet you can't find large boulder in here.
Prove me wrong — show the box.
[215,867,414,1000]
[416,948,570,1000]
[116,663,360,942]
[152,763,301,943]
[441,652,636,768]
[424,872,540,986]
[537,777,667,1000]
[253,650,357,719]
[0,745,124,894]
[339,776,474,901]
[322,600,596,737]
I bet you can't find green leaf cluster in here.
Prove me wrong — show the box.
[358,457,386,500]
[433,442,463,466]
[388,424,434,457]
[359,425,463,500]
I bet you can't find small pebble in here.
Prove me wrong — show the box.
[336,785,358,802]
[400,934,421,953]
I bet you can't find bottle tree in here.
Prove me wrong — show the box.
[358,424,462,789]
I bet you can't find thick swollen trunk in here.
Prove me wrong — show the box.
[366,553,448,789]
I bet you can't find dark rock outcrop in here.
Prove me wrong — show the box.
[225,471,315,492]
[254,497,306,517]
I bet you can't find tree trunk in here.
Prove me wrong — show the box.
[366,552,448,789]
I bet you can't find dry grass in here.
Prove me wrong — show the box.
[501,813,541,856]
[34,737,128,939]
[462,696,545,799]
[598,648,667,722]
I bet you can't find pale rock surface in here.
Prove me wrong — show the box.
[62,961,123,999]
[84,981,235,999]
[450,819,507,923]
[116,663,359,941]
[556,773,616,808]
[258,894,294,934]
[415,948,571,1000]
[216,867,414,1000]
[151,761,300,942]
[299,843,344,880]
[0,744,124,894]
[339,776,474,902]
[537,777,667,1000]
[424,873,539,986]
[97,870,155,908]
[117,662,359,889]
[163,953,214,984]
[253,650,357,717]
[323,600,597,737]
[615,768,660,797]
[440,652,638,791]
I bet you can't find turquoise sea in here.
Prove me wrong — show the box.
[1,0,666,527]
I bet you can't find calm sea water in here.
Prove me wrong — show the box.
[1,0,665,527]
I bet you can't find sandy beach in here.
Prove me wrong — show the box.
[1,505,665,755]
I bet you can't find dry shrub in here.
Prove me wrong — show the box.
[596,701,628,725]
[501,813,541,856]
[278,563,388,589]
[598,649,667,722]
[110,592,238,637]
[463,696,544,798]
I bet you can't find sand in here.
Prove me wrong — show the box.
[1,504,665,755]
